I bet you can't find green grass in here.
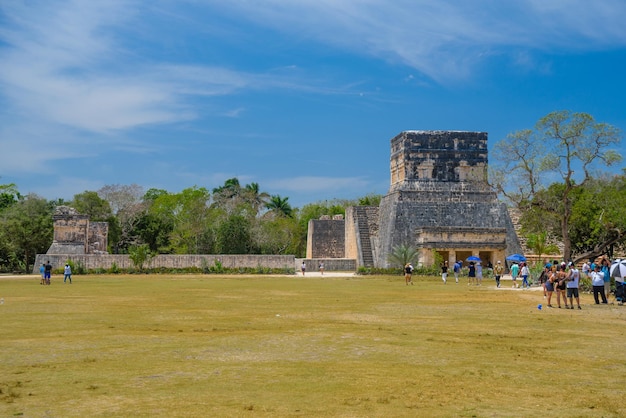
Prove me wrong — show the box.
[1,274,625,417]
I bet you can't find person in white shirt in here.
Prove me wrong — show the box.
[591,265,608,304]
[566,264,581,309]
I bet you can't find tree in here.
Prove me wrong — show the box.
[491,111,622,261]
[71,191,112,221]
[128,244,155,271]
[97,184,146,253]
[216,214,250,254]
[265,195,293,217]
[243,182,270,214]
[525,231,560,260]
[0,194,53,272]
[148,187,211,254]
[0,183,21,211]
[387,244,419,268]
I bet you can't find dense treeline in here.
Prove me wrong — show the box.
[0,179,382,273]
[2,111,625,273]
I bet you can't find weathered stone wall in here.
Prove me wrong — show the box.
[375,131,521,268]
[305,130,522,268]
[46,206,109,255]
[390,130,488,188]
[306,219,345,258]
[88,222,109,253]
[33,254,295,273]
[295,258,357,272]
[47,215,89,254]
[344,207,358,260]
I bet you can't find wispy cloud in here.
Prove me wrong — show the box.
[206,0,626,82]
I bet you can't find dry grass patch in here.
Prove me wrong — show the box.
[1,274,625,417]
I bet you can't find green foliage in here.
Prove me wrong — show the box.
[525,231,560,257]
[493,110,623,261]
[128,244,155,270]
[109,262,120,274]
[216,214,250,254]
[265,194,293,217]
[0,183,21,211]
[0,194,53,272]
[357,193,383,206]
[387,244,419,268]
[71,191,112,221]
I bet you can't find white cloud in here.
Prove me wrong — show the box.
[204,0,626,82]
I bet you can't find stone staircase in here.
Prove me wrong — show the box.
[355,206,374,267]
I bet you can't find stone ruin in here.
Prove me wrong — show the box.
[45,206,109,255]
[307,130,522,267]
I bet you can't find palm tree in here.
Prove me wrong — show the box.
[526,231,559,261]
[265,194,293,217]
[244,182,270,213]
[387,244,419,268]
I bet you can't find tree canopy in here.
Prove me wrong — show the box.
[491,110,623,262]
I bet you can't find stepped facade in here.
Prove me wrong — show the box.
[307,130,522,268]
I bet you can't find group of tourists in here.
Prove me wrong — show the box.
[38,260,72,284]
[538,258,617,308]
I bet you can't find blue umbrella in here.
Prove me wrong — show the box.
[506,254,527,263]
[466,256,481,262]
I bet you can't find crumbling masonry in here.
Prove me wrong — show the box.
[307,130,522,267]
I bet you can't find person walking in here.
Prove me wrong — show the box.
[521,262,530,289]
[64,263,72,284]
[301,261,306,276]
[39,263,46,285]
[476,262,483,286]
[453,261,461,284]
[566,263,581,309]
[44,260,52,285]
[591,265,608,304]
[493,260,504,288]
[441,261,448,284]
[319,261,324,276]
[510,262,520,288]
[467,262,476,286]
[405,263,414,285]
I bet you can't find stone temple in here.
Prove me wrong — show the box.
[306,130,522,267]
[46,206,109,255]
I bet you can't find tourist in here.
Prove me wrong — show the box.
[64,263,72,284]
[39,263,45,285]
[545,269,556,307]
[591,265,608,304]
[566,263,581,309]
[405,263,414,285]
[301,261,306,276]
[44,260,52,285]
[453,261,461,284]
[510,262,519,288]
[538,265,550,298]
[493,260,504,288]
[555,264,569,308]
[318,261,324,276]
[582,260,591,278]
[521,262,530,289]
[476,262,483,286]
[601,258,611,301]
[467,262,476,286]
[441,260,448,284]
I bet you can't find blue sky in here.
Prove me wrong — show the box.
[1,1,625,208]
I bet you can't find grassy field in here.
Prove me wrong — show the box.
[1,273,625,417]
